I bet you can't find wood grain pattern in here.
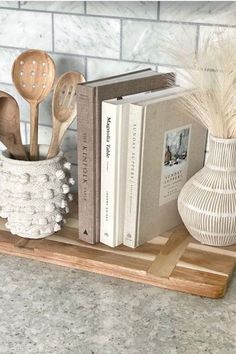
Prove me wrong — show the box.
[147,225,191,277]
[12,50,55,160]
[47,71,85,159]
[0,198,235,298]
[0,96,28,160]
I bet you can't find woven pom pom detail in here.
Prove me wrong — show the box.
[62,184,70,194]
[55,214,63,222]
[38,217,48,226]
[60,199,67,208]
[37,174,49,183]
[43,189,54,200]
[68,193,73,201]
[54,223,61,232]
[22,192,31,201]
[56,170,65,180]
[64,162,71,171]
[68,177,75,186]
[44,226,53,234]
[45,202,55,212]
[20,173,30,184]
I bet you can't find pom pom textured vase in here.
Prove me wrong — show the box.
[0,145,74,239]
[178,135,236,246]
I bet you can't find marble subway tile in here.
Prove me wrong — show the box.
[20,1,84,14]
[160,2,236,25]
[0,2,18,8]
[86,1,158,20]
[26,125,77,164]
[0,48,22,84]
[87,58,156,81]
[26,124,51,146]
[198,26,236,69]
[199,25,236,50]
[52,54,86,79]
[0,9,52,50]
[54,14,120,58]
[122,21,197,65]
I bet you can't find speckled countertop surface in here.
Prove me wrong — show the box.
[0,254,236,354]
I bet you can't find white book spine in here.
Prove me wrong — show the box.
[123,104,143,248]
[100,102,117,247]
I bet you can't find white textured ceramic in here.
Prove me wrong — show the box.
[0,145,74,239]
[178,135,236,246]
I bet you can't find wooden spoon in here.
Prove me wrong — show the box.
[0,96,28,160]
[12,49,55,160]
[47,71,85,159]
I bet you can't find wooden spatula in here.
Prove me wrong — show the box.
[0,96,28,160]
[12,49,55,160]
[47,71,85,159]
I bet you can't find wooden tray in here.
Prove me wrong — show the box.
[0,198,236,299]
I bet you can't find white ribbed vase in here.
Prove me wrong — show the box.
[178,135,236,246]
[0,145,74,239]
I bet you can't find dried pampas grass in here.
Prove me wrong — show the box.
[169,32,236,139]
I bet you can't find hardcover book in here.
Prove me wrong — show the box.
[100,86,182,247]
[77,69,175,244]
[123,90,207,248]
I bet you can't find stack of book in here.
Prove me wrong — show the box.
[77,69,207,248]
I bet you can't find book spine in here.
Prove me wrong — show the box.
[100,103,118,247]
[123,104,143,248]
[77,87,97,244]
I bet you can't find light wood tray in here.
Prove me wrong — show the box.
[0,198,235,299]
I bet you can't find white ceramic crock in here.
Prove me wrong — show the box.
[0,145,74,239]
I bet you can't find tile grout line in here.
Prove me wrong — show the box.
[51,12,55,53]
[120,19,123,60]
[157,1,160,21]
[0,45,192,68]
[195,24,200,56]
[84,57,88,80]
[0,6,235,28]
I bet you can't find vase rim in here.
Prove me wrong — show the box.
[0,144,63,165]
[209,134,236,143]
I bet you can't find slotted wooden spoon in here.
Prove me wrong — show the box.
[12,50,55,160]
[47,71,85,159]
[0,96,28,160]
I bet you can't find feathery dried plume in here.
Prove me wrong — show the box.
[166,31,236,139]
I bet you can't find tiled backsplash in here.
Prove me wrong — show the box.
[0,1,234,189]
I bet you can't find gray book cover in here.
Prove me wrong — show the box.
[133,94,207,246]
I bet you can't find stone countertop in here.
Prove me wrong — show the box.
[0,254,235,354]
